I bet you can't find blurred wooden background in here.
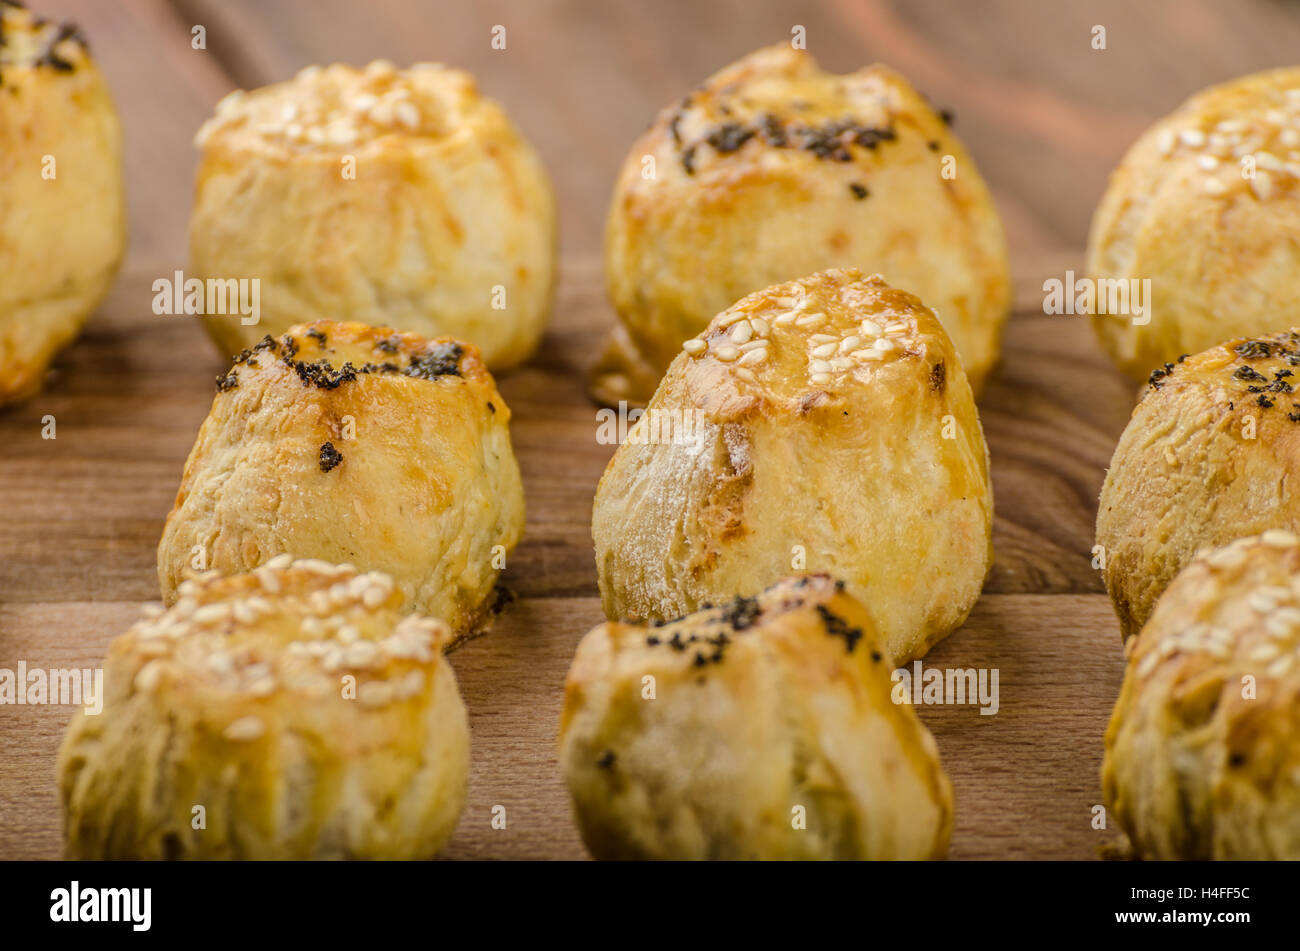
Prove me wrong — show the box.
[4,0,1300,860]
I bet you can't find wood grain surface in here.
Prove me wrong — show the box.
[3,0,1298,860]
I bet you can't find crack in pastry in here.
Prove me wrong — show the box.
[1103,533,1300,859]
[190,60,557,370]
[58,560,469,859]
[1098,330,1300,639]
[592,268,994,664]
[0,1,124,406]
[559,575,953,860]
[593,43,1009,406]
[1089,68,1300,380]
[157,320,525,641]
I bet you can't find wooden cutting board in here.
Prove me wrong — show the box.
[0,252,1141,859]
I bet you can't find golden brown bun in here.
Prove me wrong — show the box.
[0,5,126,405]
[157,320,524,637]
[592,269,993,663]
[595,43,1010,405]
[190,60,556,370]
[1097,331,1300,638]
[1089,68,1300,380]
[59,559,469,859]
[559,575,954,860]
[1103,533,1300,859]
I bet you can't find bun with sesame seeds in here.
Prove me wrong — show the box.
[558,575,954,860]
[58,560,469,859]
[1096,330,1300,639]
[156,320,524,640]
[591,269,993,664]
[592,43,1010,406]
[1088,68,1300,380]
[189,60,556,371]
[0,2,125,405]
[1102,533,1300,859]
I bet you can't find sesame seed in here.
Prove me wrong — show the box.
[809,334,838,344]
[729,321,753,344]
[811,343,838,358]
[1249,642,1281,662]
[1203,176,1228,195]
[1197,154,1219,170]
[1266,654,1295,677]
[246,676,277,697]
[840,335,862,351]
[295,558,341,575]
[345,642,379,667]
[1156,130,1175,155]
[809,359,832,374]
[358,681,396,708]
[739,339,767,352]
[338,624,361,644]
[223,716,266,741]
[394,101,420,129]
[1248,592,1279,613]
[809,372,831,386]
[737,348,767,366]
[322,647,345,672]
[851,349,883,361]
[1255,150,1284,171]
[873,338,896,352]
[134,660,166,693]
[750,317,770,336]
[860,319,882,336]
[1268,609,1300,636]
[398,669,425,699]
[193,604,229,625]
[1207,546,1247,569]
[829,357,854,371]
[772,312,797,326]
[682,339,706,355]
[715,345,740,362]
[1179,129,1206,147]
[795,313,826,328]
[266,554,294,570]
[733,368,756,382]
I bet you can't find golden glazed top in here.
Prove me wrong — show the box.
[194,59,486,153]
[677,268,948,406]
[1144,67,1300,201]
[1143,329,1300,419]
[118,559,449,734]
[637,44,954,183]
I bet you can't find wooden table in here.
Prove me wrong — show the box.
[3,0,1298,860]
